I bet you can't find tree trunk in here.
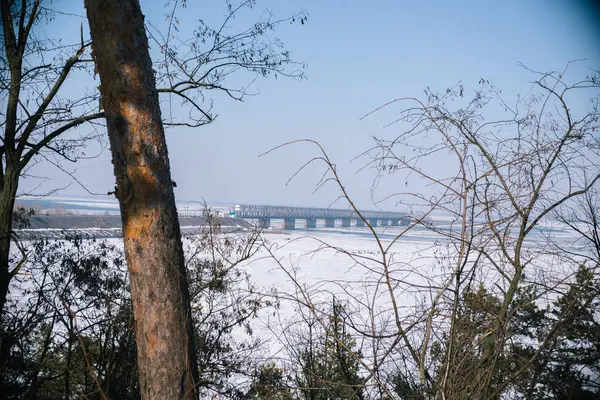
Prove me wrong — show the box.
[84,1,199,398]
[0,169,18,315]
[0,169,18,382]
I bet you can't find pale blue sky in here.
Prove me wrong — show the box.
[21,0,600,210]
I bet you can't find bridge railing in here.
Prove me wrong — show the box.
[234,204,408,220]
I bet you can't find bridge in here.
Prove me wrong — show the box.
[231,204,412,230]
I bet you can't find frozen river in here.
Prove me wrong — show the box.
[10,219,585,380]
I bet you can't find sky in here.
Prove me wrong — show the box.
[18,0,600,211]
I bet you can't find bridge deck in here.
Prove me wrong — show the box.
[233,204,408,220]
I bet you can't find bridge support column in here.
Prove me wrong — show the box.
[258,218,271,229]
[355,219,365,227]
[400,217,411,226]
[369,218,378,227]
[391,219,399,226]
[325,218,335,228]
[341,218,351,227]
[306,218,317,229]
[284,218,296,230]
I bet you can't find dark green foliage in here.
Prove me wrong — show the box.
[295,299,365,400]
[427,284,504,398]
[0,235,138,399]
[1,210,274,399]
[426,266,600,400]
[511,266,600,399]
[185,212,275,398]
[12,207,35,230]
[245,362,293,399]
[390,373,426,400]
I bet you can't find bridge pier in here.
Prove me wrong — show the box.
[399,216,412,226]
[234,204,409,230]
[284,218,296,230]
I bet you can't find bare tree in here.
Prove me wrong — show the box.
[148,0,307,128]
[360,65,599,398]
[0,0,105,316]
[259,64,600,399]
[0,0,306,324]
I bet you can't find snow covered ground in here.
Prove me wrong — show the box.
[10,221,586,370]
[217,223,583,361]
[244,229,438,350]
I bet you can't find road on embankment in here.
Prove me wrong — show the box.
[15,214,253,240]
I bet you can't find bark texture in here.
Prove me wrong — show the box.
[84,1,199,398]
[0,170,17,315]
[0,0,25,318]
